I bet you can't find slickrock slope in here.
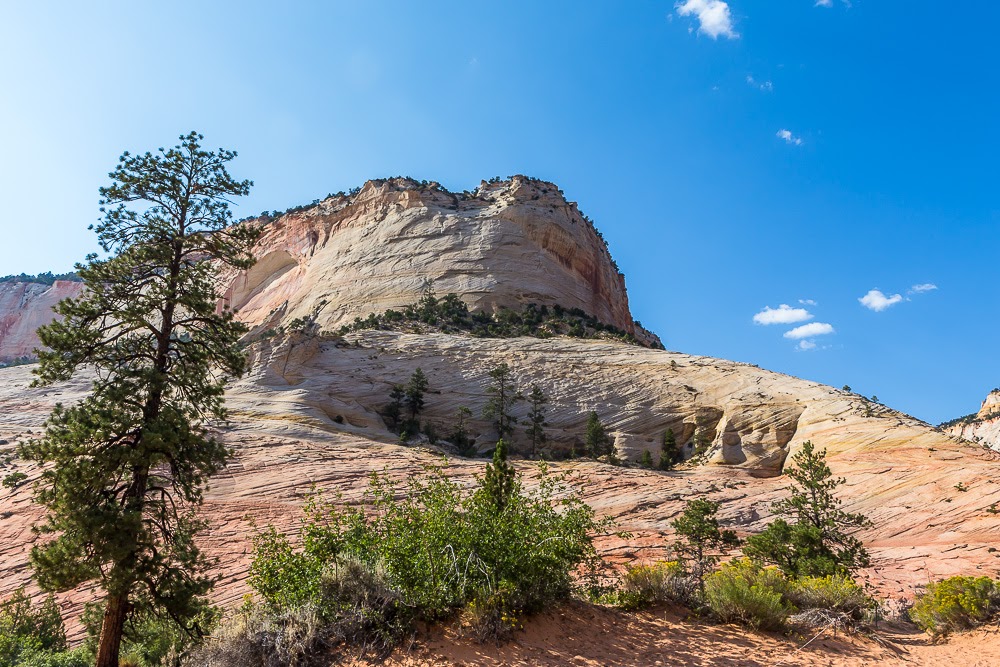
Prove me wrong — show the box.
[945,389,1000,451]
[220,176,659,346]
[239,330,958,475]
[0,280,83,363]
[2,334,997,629]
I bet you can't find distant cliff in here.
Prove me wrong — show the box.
[942,388,1000,451]
[0,176,660,360]
[220,175,659,346]
[0,280,84,363]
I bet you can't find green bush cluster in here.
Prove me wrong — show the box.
[702,560,871,631]
[704,559,792,631]
[239,447,608,656]
[337,291,659,348]
[618,561,691,609]
[0,272,81,286]
[909,575,1000,636]
[0,589,88,667]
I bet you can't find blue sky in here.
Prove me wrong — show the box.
[0,1,996,423]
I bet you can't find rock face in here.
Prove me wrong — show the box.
[944,388,1000,450]
[238,330,959,476]
[220,176,659,346]
[0,280,84,363]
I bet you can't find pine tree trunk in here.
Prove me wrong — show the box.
[95,591,130,667]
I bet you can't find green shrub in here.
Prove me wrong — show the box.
[246,455,608,648]
[0,589,71,667]
[620,561,691,608]
[910,576,1000,636]
[704,559,793,631]
[786,574,870,618]
[11,649,90,667]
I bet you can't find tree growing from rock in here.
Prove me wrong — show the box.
[384,384,405,432]
[22,132,258,667]
[451,406,475,456]
[671,499,739,595]
[744,441,872,577]
[404,368,429,423]
[584,411,615,462]
[482,362,521,440]
[524,384,548,458]
[659,428,680,471]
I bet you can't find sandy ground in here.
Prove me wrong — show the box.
[339,601,1000,667]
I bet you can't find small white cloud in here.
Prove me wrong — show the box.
[799,298,817,306]
[909,283,938,294]
[784,322,835,339]
[815,0,833,6]
[859,289,904,312]
[753,304,813,326]
[777,129,803,146]
[746,75,773,92]
[797,340,817,350]
[676,0,739,39]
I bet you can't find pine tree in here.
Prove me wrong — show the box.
[384,384,405,432]
[659,428,679,470]
[524,384,548,458]
[451,406,474,456]
[481,439,517,514]
[584,411,612,460]
[21,132,258,667]
[404,368,429,422]
[482,362,522,440]
[639,449,653,468]
[671,499,740,594]
[744,441,872,577]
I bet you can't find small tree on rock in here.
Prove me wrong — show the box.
[671,499,739,595]
[384,384,405,432]
[451,406,474,456]
[744,441,872,577]
[404,368,429,424]
[659,428,680,471]
[482,362,522,440]
[525,384,548,458]
[584,411,613,461]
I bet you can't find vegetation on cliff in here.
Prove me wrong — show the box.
[334,287,661,348]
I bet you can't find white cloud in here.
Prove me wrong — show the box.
[676,0,739,39]
[799,298,817,306]
[777,129,803,146]
[815,0,833,6]
[753,304,813,326]
[746,75,773,92]
[797,340,817,350]
[859,289,903,312]
[784,322,835,339]
[909,283,938,294]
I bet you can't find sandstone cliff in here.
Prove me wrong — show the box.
[0,280,84,363]
[220,176,659,347]
[943,388,1000,450]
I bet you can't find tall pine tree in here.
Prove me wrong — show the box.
[482,362,521,440]
[22,133,258,667]
[524,384,548,458]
